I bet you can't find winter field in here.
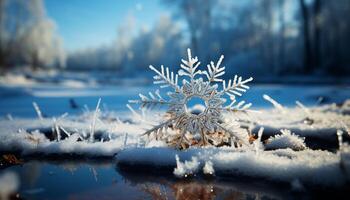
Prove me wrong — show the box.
[0,72,349,199]
[1,0,350,199]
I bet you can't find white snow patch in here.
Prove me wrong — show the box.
[116,147,347,187]
[174,155,200,177]
[0,171,19,200]
[203,161,215,175]
[0,116,146,157]
[0,73,36,86]
[0,100,349,186]
[265,129,306,150]
[145,139,167,148]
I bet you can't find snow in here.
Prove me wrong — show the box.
[0,82,349,187]
[265,129,306,150]
[0,116,144,157]
[145,139,167,148]
[0,171,19,200]
[251,99,350,138]
[203,161,215,175]
[116,146,348,187]
[0,99,349,157]
[174,155,200,177]
[0,73,37,86]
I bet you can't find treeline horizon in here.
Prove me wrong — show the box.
[1,0,350,77]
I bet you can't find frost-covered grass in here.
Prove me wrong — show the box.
[1,100,348,157]
[265,129,306,150]
[0,97,349,187]
[0,117,144,157]
[253,97,350,139]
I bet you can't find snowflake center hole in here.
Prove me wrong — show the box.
[185,96,206,115]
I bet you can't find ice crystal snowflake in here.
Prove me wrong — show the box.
[130,49,253,147]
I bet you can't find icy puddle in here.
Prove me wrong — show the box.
[2,159,348,200]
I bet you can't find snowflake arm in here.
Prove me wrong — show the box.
[215,122,249,146]
[129,90,179,109]
[178,48,202,82]
[222,75,253,97]
[142,116,179,136]
[222,99,252,112]
[149,65,180,91]
[205,55,225,82]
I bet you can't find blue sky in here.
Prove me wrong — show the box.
[44,0,165,52]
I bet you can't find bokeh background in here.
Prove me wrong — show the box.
[0,0,349,83]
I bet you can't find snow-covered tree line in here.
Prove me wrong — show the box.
[1,0,348,76]
[67,14,184,73]
[164,0,350,76]
[0,0,65,71]
[67,0,350,77]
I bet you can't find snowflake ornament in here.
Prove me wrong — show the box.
[130,49,253,147]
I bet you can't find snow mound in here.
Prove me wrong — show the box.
[0,171,19,200]
[203,161,215,175]
[0,73,36,86]
[253,96,350,138]
[116,147,347,187]
[265,129,306,150]
[0,117,145,157]
[174,155,200,177]
[0,99,349,157]
[0,98,349,187]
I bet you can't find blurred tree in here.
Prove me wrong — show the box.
[129,15,183,71]
[163,0,212,63]
[0,0,5,70]
[277,0,286,74]
[313,0,321,69]
[64,0,350,78]
[0,0,65,71]
[66,14,183,73]
[21,19,65,69]
[299,0,313,73]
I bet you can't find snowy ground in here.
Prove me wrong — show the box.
[0,82,350,189]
